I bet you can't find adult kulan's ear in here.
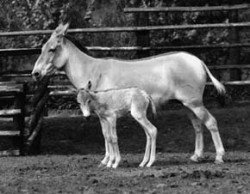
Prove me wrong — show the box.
[54,23,70,37]
[53,23,70,45]
[61,23,70,36]
[87,80,92,90]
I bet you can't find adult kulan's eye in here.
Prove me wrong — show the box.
[49,48,56,52]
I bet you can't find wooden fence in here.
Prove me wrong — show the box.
[0,6,250,82]
[0,3,250,154]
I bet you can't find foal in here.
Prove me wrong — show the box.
[77,81,157,169]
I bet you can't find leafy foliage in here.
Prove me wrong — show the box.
[0,0,250,76]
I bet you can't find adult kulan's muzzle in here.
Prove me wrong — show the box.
[31,70,42,81]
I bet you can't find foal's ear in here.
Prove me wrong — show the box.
[87,81,92,90]
[71,88,78,96]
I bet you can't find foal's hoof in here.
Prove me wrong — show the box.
[214,159,224,164]
[112,164,118,169]
[98,162,106,168]
[106,162,113,168]
[190,155,204,163]
[139,163,146,168]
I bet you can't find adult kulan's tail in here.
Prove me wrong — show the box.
[202,62,226,95]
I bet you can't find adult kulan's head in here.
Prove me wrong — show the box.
[32,23,70,81]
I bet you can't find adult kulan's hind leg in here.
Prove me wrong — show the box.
[185,103,225,163]
[186,109,204,162]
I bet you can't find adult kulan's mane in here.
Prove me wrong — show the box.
[80,87,139,94]
[64,35,90,55]
[96,87,138,93]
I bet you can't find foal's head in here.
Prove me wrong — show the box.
[32,23,70,81]
[77,81,93,117]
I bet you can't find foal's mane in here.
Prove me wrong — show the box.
[64,35,90,55]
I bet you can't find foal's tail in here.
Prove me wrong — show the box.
[202,62,226,95]
[147,95,157,118]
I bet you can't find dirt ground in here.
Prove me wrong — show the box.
[0,105,250,193]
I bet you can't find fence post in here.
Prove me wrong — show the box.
[228,8,241,81]
[13,84,26,155]
[24,76,50,155]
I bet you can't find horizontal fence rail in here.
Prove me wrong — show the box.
[124,4,250,13]
[0,4,249,86]
[1,22,250,37]
[1,43,250,55]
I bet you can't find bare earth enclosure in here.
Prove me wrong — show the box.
[0,105,250,193]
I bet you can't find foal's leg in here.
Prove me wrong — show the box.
[131,108,157,167]
[186,110,204,162]
[112,128,121,168]
[105,117,119,168]
[186,103,225,163]
[144,119,157,167]
[109,118,121,169]
[99,119,111,166]
[139,126,151,167]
